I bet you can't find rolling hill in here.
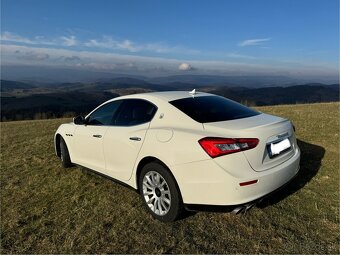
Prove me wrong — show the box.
[1,78,338,121]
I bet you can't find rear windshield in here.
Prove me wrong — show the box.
[169,96,260,123]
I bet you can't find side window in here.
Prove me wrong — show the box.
[86,100,122,125]
[114,99,157,126]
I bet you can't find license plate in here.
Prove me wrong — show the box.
[268,138,291,158]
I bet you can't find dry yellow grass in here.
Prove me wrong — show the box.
[1,102,339,253]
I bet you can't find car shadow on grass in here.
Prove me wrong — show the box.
[183,139,325,216]
[257,138,325,208]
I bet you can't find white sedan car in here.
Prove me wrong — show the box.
[54,91,300,222]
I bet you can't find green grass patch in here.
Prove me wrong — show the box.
[1,102,339,253]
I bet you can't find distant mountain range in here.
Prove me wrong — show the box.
[0,78,339,121]
[2,65,339,86]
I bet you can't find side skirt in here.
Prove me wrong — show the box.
[74,164,138,192]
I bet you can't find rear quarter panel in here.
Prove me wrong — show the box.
[130,99,210,187]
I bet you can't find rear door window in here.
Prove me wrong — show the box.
[169,96,260,123]
[114,99,157,126]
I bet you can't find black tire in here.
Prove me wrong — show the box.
[60,137,72,168]
[139,162,183,222]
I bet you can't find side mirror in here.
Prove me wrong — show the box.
[73,115,85,125]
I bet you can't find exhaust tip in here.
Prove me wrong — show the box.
[245,203,255,212]
[232,202,256,214]
[232,206,246,214]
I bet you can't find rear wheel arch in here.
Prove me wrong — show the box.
[136,156,180,194]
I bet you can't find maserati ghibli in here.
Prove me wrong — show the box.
[54,91,300,222]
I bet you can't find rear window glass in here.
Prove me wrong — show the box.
[169,96,260,123]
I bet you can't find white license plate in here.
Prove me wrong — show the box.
[268,138,291,158]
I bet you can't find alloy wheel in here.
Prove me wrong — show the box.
[142,171,171,216]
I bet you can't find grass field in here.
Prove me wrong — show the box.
[1,102,339,254]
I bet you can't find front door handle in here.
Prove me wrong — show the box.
[129,136,141,141]
[93,134,102,138]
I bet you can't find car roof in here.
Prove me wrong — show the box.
[115,90,213,102]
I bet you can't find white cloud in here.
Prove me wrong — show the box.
[60,36,77,46]
[1,44,180,70]
[1,31,200,56]
[238,38,271,47]
[2,44,338,79]
[144,43,172,53]
[0,31,57,46]
[227,53,256,59]
[178,63,195,71]
[85,37,166,53]
[117,40,137,52]
[84,39,100,47]
[84,36,200,54]
[0,31,34,44]
[84,36,138,52]
[143,43,200,54]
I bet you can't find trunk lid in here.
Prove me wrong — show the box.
[203,113,297,172]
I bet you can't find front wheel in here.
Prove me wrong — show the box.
[60,137,72,168]
[139,162,183,222]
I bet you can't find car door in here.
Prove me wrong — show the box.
[103,99,157,181]
[72,100,122,172]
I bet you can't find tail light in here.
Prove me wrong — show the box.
[199,137,259,158]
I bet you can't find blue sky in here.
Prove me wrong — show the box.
[1,0,339,79]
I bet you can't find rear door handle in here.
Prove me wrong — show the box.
[93,134,102,138]
[129,136,141,141]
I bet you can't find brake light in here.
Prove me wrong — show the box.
[198,137,259,158]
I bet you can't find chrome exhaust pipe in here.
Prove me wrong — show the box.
[232,206,246,214]
[232,202,255,214]
[244,203,255,212]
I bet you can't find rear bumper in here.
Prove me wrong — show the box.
[184,168,299,212]
[171,147,300,206]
